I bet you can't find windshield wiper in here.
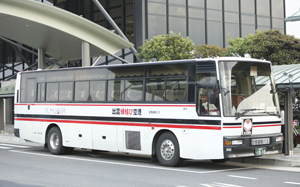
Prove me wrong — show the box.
[235,109,264,120]
[258,111,281,117]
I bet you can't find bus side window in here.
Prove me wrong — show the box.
[196,73,219,116]
[37,83,45,102]
[166,77,187,102]
[26,78,36,103]
[75,81,89,101]
[59,82,73,102]
[107,80,124,101]
[46,83,59,102]
[124,79,143,101]
[145,78,164,101]
[90,81,106,101]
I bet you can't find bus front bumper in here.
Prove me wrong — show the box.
[223,133,283,158]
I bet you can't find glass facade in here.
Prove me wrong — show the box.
[0,0,286,82]
[146,0,285,47]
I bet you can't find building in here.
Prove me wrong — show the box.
[0,0,286,80]
[0,0,286,125]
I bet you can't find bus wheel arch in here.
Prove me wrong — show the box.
[153,130,182,167]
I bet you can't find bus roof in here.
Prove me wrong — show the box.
[19,57,271,74]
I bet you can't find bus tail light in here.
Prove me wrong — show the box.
[225,141,231,146]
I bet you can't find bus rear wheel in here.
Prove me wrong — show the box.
[156,132,182,167]
[47,127,67,155]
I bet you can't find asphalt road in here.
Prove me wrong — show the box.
[1,142,300,187]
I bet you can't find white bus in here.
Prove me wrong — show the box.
[14,57,283,166]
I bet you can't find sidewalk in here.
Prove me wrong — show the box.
[0,123,27,143]
[1,124,300,167]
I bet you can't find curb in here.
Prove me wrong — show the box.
[230,156,300,167]
[0,133,26,144]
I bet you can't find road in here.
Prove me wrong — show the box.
[0,142,300,187]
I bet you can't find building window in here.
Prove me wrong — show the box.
[240,0,255,15]
[148,15,167,40]
[257,0,270,17]
[207,0,222,10]
[189,19,205,45]
[207,21,223,46]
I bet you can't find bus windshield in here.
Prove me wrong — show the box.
[218,61,280,117]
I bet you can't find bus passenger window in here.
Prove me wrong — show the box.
[90,81,106,101]
[59,82,73,101]
[26,79,36,103]
[46,83,59,102]
[145,78,164,101]
[166,77,187,101]
[75,81,90,101]
[107,80,124,101]
[37,83,45,102]
[125,79,143,101]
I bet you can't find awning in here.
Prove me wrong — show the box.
[285,9,300,22]
[0,0,134,60]
[273,64,300,89]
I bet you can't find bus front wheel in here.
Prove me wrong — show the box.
[47,127,67,155]
[156,132,182,167]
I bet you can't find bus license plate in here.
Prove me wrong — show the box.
[251,138,270,145]
[255,147,266,156]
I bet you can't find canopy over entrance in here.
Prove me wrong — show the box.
[0,0,133,60]
[285,9,300,22]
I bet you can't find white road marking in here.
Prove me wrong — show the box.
[10,150,251,174]
[0,146,12,149]
[212,182,243,187]
[284,182,300,185]
[199,184,214,187]
[227,175,257,180]
[199,182,243,187]
[0,143,31,148]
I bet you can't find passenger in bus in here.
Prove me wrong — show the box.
[95,91,104,101]
[80,91,88,101]
[66,91,73,101]
[49,91,58,101]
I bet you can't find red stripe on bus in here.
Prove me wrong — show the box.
[14,118,221,130]
[223,126,241,129]
[15,103,196,107]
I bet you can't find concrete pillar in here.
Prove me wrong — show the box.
[4,98,13,124]
[82,41,90,67]
[38,48,46,69]
[0,98,4,132]
[284,90,294,156]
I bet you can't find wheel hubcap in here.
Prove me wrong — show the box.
[160,139,175,160]
[50,133,59,150]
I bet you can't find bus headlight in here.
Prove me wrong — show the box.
[224,140,243,146]
[276,136,283,142]
[232,140,243,145]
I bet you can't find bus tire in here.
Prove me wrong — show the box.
[47,127,67,155]
[156,132,182,167]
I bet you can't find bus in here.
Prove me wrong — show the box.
[14,57,283,166]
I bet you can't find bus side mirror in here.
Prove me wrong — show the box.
[208,90,216,105]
